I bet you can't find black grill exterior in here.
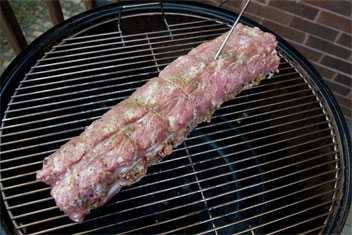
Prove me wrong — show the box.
[0,1,351,235]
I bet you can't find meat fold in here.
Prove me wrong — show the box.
[37,24,280,222]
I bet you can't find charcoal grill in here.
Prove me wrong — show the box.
[0,1,351,234]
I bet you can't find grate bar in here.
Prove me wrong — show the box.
[2,124,329,184]
[180,142,217,233]
[6,137,334,210]
[0,149,55,165]
[3,79,305,132]
[3,100,314,159]
[19,62,169,89]
[7,197,53,210]
[169,126,330,166]
[3,125,331,200]
[201,199,335,235]
[0,112,326,177]
[14,73,149,99]
[61,19,210,42]
[68,171,332,234]
[0,101,321,165]
[1,160,42,174]
[54,22,222,48]
[3,68,291,123]
[14,62,289,98]
[87,168,339,235]
[147,33,161,72]
[10,66,293,108]
[0,102,322,167]
[16,70,157,92]
[7,70,297,118]
[64,20,220,43]
[29,47,191,77]
[266,213,329,235]
[1,83,308,135]
[1,123,328,195]
[0,137,76,155]
[17,59,288,94]
[6,140,333,211]
[0,116,95,140]
[232,201,334,235]
[0,173,39,190]
[154,190,336,235]
[33,39,243,70]
[36,39,208,69]
[23,55,176,84]
[13,80,145,107]
[0,127,83,147]
[168,19,210,27]
[16,159,338,231]
[0,171,38,183]
[160,134,332,171]
[33,40,253,72]
[34,30,226,64]
[11,68,298,109]
[1,115,328,191]
[96,186,337,235]
[3,130,331,210]
[65,31,122,41]
[47,25,227,54]
[1,113,329,188]
[4,104,325,170]
[300,225,326,234]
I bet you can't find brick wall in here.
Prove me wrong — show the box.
[188,0,352,125]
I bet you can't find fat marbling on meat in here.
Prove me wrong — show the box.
[37,24,280,222]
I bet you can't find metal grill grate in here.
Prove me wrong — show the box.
[0,4,345,235]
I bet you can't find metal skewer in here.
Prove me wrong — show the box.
[214,0,251,60]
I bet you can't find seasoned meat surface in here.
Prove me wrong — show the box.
[37,24,280,222]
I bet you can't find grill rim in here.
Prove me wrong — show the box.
[0,1,351,234]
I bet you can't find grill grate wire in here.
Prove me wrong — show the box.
[0,8,342,235]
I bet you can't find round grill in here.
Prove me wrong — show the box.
[0,2,351,235]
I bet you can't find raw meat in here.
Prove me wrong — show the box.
[37,24,280,222]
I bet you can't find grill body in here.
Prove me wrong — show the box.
[0,1,351,234]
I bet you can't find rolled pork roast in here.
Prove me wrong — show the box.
[37,24,280,222]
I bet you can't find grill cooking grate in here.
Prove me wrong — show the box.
[0,4,344,235]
